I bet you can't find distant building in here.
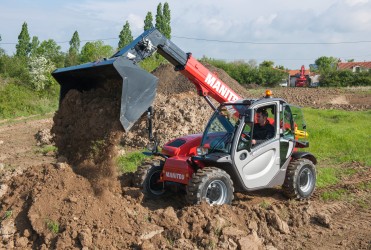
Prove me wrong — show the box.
[337,61,371,73]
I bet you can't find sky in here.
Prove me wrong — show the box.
[1,0,371,69]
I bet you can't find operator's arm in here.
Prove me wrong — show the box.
[252,123,275,146]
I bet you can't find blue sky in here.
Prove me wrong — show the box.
[1,0,371,69]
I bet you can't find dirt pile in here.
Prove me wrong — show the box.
[0,162,331,249]
[264,87,371,111]
[122,62,249,148]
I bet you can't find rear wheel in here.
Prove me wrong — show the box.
[142,162,167,199]
[283,158,316,199]
[186,167,234,205]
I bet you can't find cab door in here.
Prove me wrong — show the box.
[232,102,281,190]
[280,104,295,166]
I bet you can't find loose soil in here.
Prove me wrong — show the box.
[0,63,370,249]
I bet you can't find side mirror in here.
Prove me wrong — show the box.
[244,109,254,123]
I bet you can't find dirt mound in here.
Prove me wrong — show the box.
[153,62,249,97]
[266,87,371,111]
[122,62,250,148]
[0,163,315,249]
[1,162,370,249]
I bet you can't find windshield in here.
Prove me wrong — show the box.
[201,104,248,153]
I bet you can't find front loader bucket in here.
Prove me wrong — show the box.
[52,57,158,132]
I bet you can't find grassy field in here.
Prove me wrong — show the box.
[304,108,371,200]
[305,108,371,166]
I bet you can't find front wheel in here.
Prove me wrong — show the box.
[282,158,316,199]
[142,163,167,199]
[186,167,234,205]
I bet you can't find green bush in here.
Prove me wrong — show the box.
[0,82,59,119]
[320,69,371,87]
[200,58,287,86]
[140,55,167,72]
[0,55,30,84]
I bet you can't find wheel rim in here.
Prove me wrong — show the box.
[205,180,227,205]
[148,169,165,195]
[299,168,314,193]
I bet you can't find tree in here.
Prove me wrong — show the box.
[65,31,80,66]
[16,22,31,57]
[275,65,285,70]
[80,41,114,63]
[259,67,288,86]
[155,3,164,33]
[155,2,171,38]
[29,36,40,57]
[29,56,55,91]
[69,31,80,52]
[314,56,338,72]
[259,60,274,68]
[144,12,154,31]
[36,39,64,67]
[162,2,171,39]
[118,21,133,49]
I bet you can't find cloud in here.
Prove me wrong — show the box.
[345,0,369,6]
[0,0,370,68]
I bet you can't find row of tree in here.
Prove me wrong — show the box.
[0,2,171,91]
[1,0,370,93]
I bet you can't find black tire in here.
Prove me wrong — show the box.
[142,162,167,199]
[186,167,234,205]
[133,163,152,188]
[282,158,316,199]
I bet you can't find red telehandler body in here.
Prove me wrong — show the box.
[52,28,316,205]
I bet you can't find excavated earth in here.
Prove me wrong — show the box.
[0,63,370,249]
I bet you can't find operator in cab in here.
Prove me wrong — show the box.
[252,108,274,146]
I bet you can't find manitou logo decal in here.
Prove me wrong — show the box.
[165,172,185,180]
[204,73,239,102]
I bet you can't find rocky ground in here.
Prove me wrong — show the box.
[0,63,370,249]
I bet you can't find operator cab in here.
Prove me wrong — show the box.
[195,93,309,191]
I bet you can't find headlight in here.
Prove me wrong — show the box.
[196,146,208,156]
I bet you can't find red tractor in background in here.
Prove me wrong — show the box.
[295,65,308,87]
[52,28,316,205]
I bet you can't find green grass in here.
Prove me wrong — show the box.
[259,200,272,209]
[304,108,371,166]
[46,219,59,234]
[320,188,348,201]
[357,181,371,191]
[117,150,150,173]
[303,108,370,193]
[1,210,12,221]
[36,145,57,155]
[317,167,339,188]
[317,167,357,188]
